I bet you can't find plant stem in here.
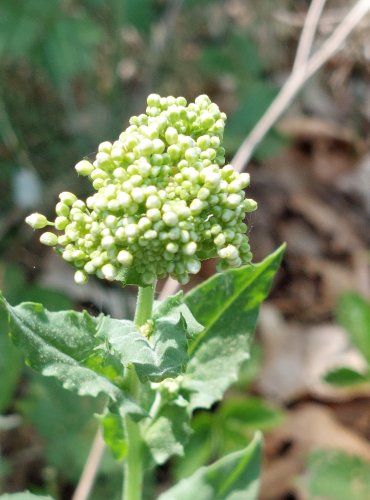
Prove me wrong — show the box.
[123,283,156,500]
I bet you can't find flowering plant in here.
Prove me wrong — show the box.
[1,95,283,500]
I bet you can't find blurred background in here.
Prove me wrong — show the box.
[1,0,370,498]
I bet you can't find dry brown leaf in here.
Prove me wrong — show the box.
[261,403,370,499]
[257,305,369,403]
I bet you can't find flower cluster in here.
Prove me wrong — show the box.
[26,94,257,286]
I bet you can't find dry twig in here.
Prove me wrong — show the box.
[232,0,370,172]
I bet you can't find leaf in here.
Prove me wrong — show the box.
[158,433,262,500]
[0,294,144,419]
[174,412,214,480]
[0,493,53,500]
[219,397,284,433]
[336,293,370,364]
[153,292,204,337]
[307,449,370,500]
[104,294,200,382]
[183,246,285,412]
[98,410,127,461]
[18,375,102,481]
[0,317,23,413]
[175,397,282,480]
[324,367,370,387]
[143,403,191,465]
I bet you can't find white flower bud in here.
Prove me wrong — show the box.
[125,224,139,238]
[25,213,48,229]
[117,250,133,266]
[74,270,88,285]
[146,195,161,209]
[166,242,178,253]
[186,258,201,274]
[40,232,58,246]
[190,199,204,214]
[55,216,68,230]
[162,211,178,227]
[102,263,117,281]
[75,160,94,176]
[183,241,197,255]
[147,208,161,221]
[59,192,77,205]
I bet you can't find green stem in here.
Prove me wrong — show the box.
[123,283,156,500]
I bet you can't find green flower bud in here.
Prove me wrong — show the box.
[75,160,94,176]
[25,213,48,229]
[74,270,88,285]
[40,232,58,246]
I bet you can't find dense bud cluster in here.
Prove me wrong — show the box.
[26,94,257,286]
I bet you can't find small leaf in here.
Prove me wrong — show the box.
[183,246,285,412]
[98,410,127,461]
[0,320,22,413]
[336,293,370,364]
[0,493,53,500]
[307,449,370,500]
[18,375,101,481]
[324,367,370,387]
[0,294,144,420]
[220,397,284,432]
[158,433,262,500]
[104,295,200,382]
[143,403,191,465]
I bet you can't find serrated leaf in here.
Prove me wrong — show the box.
[307,449,370,500]
[0,294,144,419]
[336,293,370,364]
[154,292,203,337]
[158,433,262,500]
[324,367,370,387]
[104,295,200,382]
[183,246,285,412]
[143,403,191,465]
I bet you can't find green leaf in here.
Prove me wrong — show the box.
[0,318,22,413]
[336,293,370,364]
[220,397,284,433]
[183,246,285,412]
[174,412,214,480]
[307,449,370,500]
[324,367,370,387]
[0,493,53,500]
[158,433,262,500]
[0,294,144,419]
[143,403,191,465]
[18,375,101,481]
[104,295,200,382]
[98,410,127,461]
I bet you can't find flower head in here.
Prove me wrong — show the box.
[26,94,257,286]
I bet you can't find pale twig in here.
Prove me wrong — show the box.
[232,0,370,172]
[71,429,105,500]
[293,0,327,73]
